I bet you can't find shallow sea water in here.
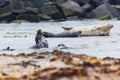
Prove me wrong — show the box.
[0,19,120,58]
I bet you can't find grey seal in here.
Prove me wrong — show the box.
[43,31,81,38]
[31,29,48,49]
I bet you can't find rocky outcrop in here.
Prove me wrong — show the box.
[74,0,90,4]
[0,0,119,22]
[87,3,120,18]
[81,3,93,13]
[51,0,66,3]
[22,0,50,8]
[62,0,85,19]
[16,14,39,22]
[9,0,25,11]
[40,2,65,20]
[109,0,120,5]
[0,0,6,7]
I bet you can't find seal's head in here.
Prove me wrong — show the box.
[37,29,42,35]
[57,44,67,49]
[94,23,113,36]
[7,47,10,50]
[95,23,113,32]
[103,23,113,29]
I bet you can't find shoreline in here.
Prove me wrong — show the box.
[0,50,120,80]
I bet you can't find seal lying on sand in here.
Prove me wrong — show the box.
[62,23,113,36]
[43,31,81,38]
[31,29,48,49]
[43,23,113,38]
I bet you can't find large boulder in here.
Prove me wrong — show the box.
[38,14,52,20]
[109,0,120,5]
[87,3,120,18]
[89,0,101,8]
[22,0,50,9]
[15,7,52,21]
[0,0,54,22]
[0,0,6,7]
[81,3,93,13]
[100,0,109,4]
[67,16,83,20]
[22,1,35,8]
[61,0,85,17]
[73,0,90,4]
[73,0,90,6]
[15,10,52,22]
[0,4,14,22]
[50,0,66,3]
[112,5,120,14]
[40,2,66,20]
[16,14,40,22]
[0,4,12,14]
[56,0,66,3]
[9,0,25,11]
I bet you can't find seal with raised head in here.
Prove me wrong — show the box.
[31,29,48,49]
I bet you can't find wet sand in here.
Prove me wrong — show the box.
[0,50,120,80]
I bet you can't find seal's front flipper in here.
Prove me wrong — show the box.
[61,26,72,31]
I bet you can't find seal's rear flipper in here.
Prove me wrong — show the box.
[61,26,72,30]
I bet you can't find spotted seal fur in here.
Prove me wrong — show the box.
[31,29,48,49]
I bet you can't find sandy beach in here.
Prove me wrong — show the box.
[0,50,120,80]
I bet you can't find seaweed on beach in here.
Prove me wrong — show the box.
[0,51,120,80]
